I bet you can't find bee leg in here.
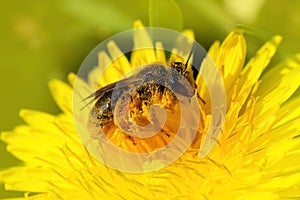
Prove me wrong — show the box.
[127,135,137,146]
[159,129,170,140]
[197,93,206,104]
[193,83,206,105]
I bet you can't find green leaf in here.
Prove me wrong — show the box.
[149,0,183,31]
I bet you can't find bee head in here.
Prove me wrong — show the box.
[171,62,187,74]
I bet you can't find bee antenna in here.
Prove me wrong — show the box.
[185,43,195,68]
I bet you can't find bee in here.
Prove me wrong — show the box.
[85,49,205,141]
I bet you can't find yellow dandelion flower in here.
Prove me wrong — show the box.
[1,20,300,200]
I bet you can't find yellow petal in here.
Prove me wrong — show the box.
[174,29,195,61]
[131,20,156,66]
[216,29,247,91]
[240,35,282,86]
[107,40,132,74]
[1,167,56,192]
[265,137,300,164]
[96,51,121,87]
[254,54,300,114]
[181,29,195,40]
[266,149,300,172]
[237,192,278,200]
[225,35,282,112]
[275,95,300,128]
[87,49,128,88]
[155,42,167,64]
[69,73,93,103]
[207,40,221,66]
[256,173,300,191]
[257,54,300,94]
[49,79,73,114]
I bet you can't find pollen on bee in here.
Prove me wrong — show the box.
[87,63,204,154]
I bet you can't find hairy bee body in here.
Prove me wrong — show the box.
[87,62,199,135]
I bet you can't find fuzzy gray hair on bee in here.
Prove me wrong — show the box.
[84,45,205,134]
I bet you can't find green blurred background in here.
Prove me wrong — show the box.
[1,0,300,198]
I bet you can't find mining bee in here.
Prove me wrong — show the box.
[85,48,204,144]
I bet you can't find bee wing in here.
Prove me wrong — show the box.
[83,82,117,101]
[82,75,142,109]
